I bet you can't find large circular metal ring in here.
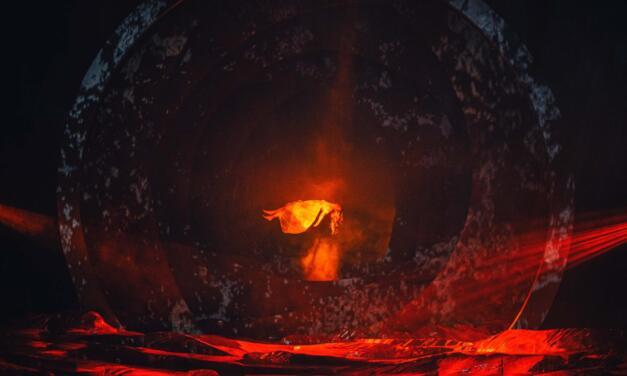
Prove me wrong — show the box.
[58,0,573,339]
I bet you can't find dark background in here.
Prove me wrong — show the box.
[2,1,626,328]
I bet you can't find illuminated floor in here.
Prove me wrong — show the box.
[1,312,624,375]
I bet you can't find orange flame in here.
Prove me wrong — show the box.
[300,238,340,281]
[263,200,343,281]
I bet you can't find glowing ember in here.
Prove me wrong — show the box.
[263,200,343,280]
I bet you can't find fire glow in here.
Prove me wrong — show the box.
[263,199,343,281]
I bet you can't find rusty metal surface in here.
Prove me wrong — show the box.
[57,0,573,339]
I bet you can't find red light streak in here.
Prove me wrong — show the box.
[0,203,58,248]
[567,218,627,268]
[384,211,627,334]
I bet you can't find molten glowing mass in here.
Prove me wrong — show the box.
[262,199,342,235]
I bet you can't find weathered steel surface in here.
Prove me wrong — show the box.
[58,0,572,339]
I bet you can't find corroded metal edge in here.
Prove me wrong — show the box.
[447,0,574,329]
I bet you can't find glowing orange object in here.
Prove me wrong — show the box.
[263,200,343,280]
[263,200,342,235]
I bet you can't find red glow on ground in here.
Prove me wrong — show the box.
[0,312,623,374]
